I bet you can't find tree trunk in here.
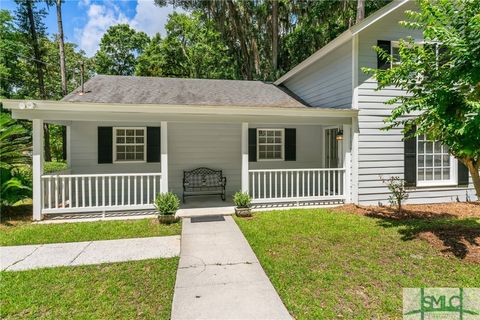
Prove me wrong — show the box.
[272,0,278,72]
[44,124,52,162]
[356,0,365,24]
[464,158,480,199]
[26,0,46,99]
[56,0,68,161]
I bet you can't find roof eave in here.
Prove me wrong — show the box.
[2,99,358,118]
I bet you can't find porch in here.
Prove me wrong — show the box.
[35,119,352,220]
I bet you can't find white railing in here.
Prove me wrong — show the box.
[248,168,345,203]
[41,173,162,214]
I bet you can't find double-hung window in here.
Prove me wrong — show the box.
[417,134,456,186]
[257,129,284,161]
[113,127,146,162]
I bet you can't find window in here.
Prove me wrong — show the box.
[257,129,284,161]
[417,134,456,186]
[391,41,401,68]
[114,127,146,162]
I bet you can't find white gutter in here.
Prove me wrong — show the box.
[2,99,358,118]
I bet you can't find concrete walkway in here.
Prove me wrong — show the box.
[171,216,291,320]
[1,236,180,271]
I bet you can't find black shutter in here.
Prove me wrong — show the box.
[284,128,296,161]
[147,127,161,163]
[377,40,391,70]
[248,128,257,162]
[98,127,113,164]
[458,161,469,186]
[404,127,416,187]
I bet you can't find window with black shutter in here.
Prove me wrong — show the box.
[98,127,113,164]
[377,40,391,70]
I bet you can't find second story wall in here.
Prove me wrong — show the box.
[283,39,352,109]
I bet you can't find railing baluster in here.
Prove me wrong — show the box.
[102,176,105,207]
[54,176,59,208]
[68,177,72,208]
[108,176,112,206]
[48,177,52,209]
[96,176,99,207]
[82,177,85,207]
[140,175,144,205]
[115,176,118,206]
[147,175,150,204]
[134,176,137,205]
[88,177,92,207]
[122,176,125,205]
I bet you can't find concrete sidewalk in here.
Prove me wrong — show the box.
[1,236,180,271]
[171,216,291,320]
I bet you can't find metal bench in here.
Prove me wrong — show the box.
[183,167,227,203]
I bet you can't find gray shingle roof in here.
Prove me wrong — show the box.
[62,75,308,108]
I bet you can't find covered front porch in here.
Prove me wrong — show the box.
[7,99,357,220]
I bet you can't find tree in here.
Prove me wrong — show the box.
[135,33,164,76]
[15,0,52,161]
[364,0,480,197]
[94,24,149,75]
[356,0,365,23]
[141,12,237,79]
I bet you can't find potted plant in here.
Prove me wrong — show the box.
[154,192,181,224]
[233,191,252,217]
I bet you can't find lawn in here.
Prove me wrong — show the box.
[235,209,480,319]
[0,258,178,319]
[0,217,181,246]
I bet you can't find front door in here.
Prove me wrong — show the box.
[325,128,339,168]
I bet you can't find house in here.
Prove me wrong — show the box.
[3,0,476,221]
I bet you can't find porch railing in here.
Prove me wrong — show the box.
[248,168,345,203]
[41,173,162,214]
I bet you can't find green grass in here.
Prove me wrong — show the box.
[0,218,181,246]
[0,258,178,319]
[235,209,480,319]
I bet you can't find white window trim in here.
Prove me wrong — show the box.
[257,128,285,162]
[113,127,147,164]
[415,136,457,187]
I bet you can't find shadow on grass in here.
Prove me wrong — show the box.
[362,206,480,261]
[1,204,32,225]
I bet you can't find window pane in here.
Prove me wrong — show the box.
[136,145,143,152]
[418,142,424,153]
[274,145,281,152]
[259,145,266,152]
[418,169,424,181]
[259,151,266,159]
[126,153,134,160]
[126,129,135,136]
[433,168,442,180]
[259,130,266,137]
[434,155,441,167]
[117,153,125,160]
[442,155,450,166]
[443,168,450,180]
[117,137,125,143]
[135,129,144,136]
[117,146,125,152]
[418,155,424,167]
[117,129,125,136]
[126,137,134,143]
[136,137,144,143]
[135,152,144,160]
[434,141,442,153]
[267,137,274,143]
[425,168,433,180]
[274,152,281,158]
[126,146,134,152]
[425,155,433,167]
[267,131,274,137]
[426,142,433,153]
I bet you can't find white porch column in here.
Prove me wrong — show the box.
[32,119,44,221]
[66,125,71,168]
[161,121,168,193]
[343,124,352,203]
[351,116,360,204]
[241,123,249,193]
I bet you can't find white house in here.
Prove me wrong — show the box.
[3,0,476,220]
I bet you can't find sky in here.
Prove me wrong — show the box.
[0,0,183,56]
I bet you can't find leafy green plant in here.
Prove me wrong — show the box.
[380,176,409,213]
[154,192,180,215]
[44,161,68,173]
[233,191,252,208]
[0,113,31,206]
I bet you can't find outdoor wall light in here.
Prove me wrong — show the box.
[335,129,344,141]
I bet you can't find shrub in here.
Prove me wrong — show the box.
[154,192,180,215]
[44,161,68,174]
[380,176,409,212]
[233,191,251,208]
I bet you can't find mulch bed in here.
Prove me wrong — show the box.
[331,202,480,263]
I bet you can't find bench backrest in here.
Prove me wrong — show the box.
[184,167,223,187]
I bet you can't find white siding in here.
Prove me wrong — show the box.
[69,121,162,175]
[283,40,353,109]
[356,3,477,204]
[168,123,241,197]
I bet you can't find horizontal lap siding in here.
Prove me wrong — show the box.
[168,123,241,197]
[357,4,477,204]
[70,121,161,174]
[283,40,352,109]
